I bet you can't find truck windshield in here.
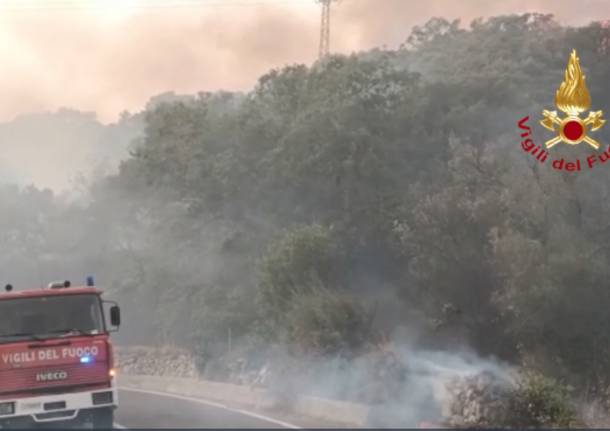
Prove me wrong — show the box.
[0,294,104,343]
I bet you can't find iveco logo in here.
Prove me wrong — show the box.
[35,371,68,382]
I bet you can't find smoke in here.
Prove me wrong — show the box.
[0,0,605,191]
[334,0,609,52]
[250,335,514,427]
[0,3,605,424]
[390,346,514,425]
[0,0,606,125]
[0,2,319,124]
[0,108,141,192]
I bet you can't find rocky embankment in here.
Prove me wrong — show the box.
[116,345,198,378]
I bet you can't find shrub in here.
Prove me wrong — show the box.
[285,287,374,357]
[507,371,580,428]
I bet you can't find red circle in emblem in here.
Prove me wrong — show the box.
[563,120,584,141]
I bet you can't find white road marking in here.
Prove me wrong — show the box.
[114,423,126,429]
[119,386,301,429]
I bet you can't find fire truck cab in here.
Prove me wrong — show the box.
[0,278,120,428]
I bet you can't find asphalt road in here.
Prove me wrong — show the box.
[115,388,294,429]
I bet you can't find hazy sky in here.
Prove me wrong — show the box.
[0,0,607,123]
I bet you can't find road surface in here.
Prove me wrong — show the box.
[115,388,296,429]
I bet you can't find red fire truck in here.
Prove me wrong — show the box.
[0,278,121,428]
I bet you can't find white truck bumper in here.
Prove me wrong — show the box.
[0,385,117,424]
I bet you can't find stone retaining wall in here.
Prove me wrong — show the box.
[115,345,198,378]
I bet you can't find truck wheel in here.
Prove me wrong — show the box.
[91,407,114,429]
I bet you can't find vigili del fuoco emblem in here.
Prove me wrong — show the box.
[540,49,606,149]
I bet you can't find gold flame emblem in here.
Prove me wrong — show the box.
[540,49,605,149]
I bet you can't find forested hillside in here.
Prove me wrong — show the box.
[2,13,610,425]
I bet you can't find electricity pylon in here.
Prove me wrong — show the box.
[317,0,338,59]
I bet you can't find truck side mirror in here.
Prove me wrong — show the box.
[110,305,121,327]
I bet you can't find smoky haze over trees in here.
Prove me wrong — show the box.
[0,108,142,191]
[2,12,610,426]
